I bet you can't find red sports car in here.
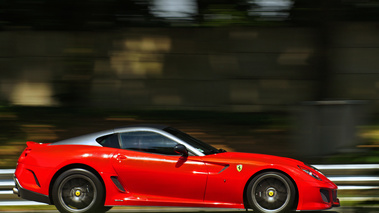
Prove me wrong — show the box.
[13,125,340,213]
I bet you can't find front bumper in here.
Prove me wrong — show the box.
[13,175,51,204]
[320,188,340,208]
[297,180,340,211]
[321,188,340,207]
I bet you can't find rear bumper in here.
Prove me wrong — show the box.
[13,175,51,205]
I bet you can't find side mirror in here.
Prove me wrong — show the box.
[174,144,188,156]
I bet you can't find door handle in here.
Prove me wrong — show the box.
[116,155,127,160]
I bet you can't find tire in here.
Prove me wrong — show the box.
[247,171,296,213]
[52,168,106,213]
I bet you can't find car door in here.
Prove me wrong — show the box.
[111,130,208,203]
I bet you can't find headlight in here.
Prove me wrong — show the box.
[298,165,322,181]
[307,164,325,176]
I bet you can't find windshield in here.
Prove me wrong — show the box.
[164,127,224,155]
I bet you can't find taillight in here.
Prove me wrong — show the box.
[24,147,32,157]
[18,146,32,162]
[18,149,27,162]
[18,141,47,162]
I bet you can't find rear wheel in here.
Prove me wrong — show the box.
[247,171,296,213]
[52,168,106,213]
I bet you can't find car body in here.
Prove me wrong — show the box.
[14,124,340,213]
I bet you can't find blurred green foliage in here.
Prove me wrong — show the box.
[1,0,379,30]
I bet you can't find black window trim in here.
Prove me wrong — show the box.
[116,130,196,156]
[113,127,204,156]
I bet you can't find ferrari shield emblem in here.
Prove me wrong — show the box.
[236,164,243,172]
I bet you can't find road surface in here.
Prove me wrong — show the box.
[0,207,378,213]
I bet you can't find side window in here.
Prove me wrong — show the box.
[96,134,120,148]
[120,131,179,155]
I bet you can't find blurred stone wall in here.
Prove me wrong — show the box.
[1,23,379,112]
[331,23,379,104]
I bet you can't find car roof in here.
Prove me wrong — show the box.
[114,124,168,132]
[50,124,169,146]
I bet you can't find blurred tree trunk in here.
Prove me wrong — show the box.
[291,0,342,100]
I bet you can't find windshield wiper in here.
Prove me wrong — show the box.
[218,148,227,153]
[209,149,227,154]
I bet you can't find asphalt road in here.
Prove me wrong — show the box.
[1,207,379,213]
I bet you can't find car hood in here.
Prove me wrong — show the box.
[203,152,304,167]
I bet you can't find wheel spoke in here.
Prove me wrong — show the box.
[81,196,92,207]
[66,198,77,209]
[277,194,287,203]
[73,178,82,187]
[77,200,87,209]
[78,179,87,188]
[62,178,95,208]
[267,201,276,209]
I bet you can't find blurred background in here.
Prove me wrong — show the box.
[1,0,379,210]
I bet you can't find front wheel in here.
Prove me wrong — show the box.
[247,171,296,213]
[52,168,106,213]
